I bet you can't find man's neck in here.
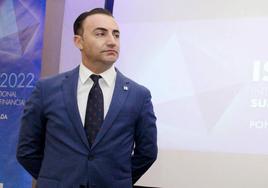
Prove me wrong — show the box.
[82,61,113,74]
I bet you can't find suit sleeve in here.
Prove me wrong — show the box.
[16,81,46,179]
[131,89,158,184]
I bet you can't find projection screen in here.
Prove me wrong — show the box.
[113,1,268,187]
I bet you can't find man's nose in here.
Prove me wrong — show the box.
[106,33,117,46]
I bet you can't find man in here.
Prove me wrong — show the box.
[17,8,157,188]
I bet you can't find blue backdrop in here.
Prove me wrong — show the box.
[0,0,46,187]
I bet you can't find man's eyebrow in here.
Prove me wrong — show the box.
[93,27,120,34]
[93,27,108,32]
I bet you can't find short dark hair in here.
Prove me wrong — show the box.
[73,8,113,36]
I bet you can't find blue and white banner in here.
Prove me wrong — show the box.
[0,0,46,187]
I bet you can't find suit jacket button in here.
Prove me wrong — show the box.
[88,154,95,161]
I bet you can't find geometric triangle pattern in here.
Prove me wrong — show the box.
[17,23,39,54]
[0,1,46,188]
[14,0,40,54]
[117,18,268,155]
[0,0,40,58]
[196,84,242,131]
[0,32,21,58]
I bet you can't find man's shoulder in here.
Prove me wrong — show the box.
[39,67,79,85]
[117,69,150,94]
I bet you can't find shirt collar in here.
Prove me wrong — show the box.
[79,63,116,87]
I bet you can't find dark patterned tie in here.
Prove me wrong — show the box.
[84,74,104,147]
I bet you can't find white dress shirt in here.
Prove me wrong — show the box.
[77,63,116,126]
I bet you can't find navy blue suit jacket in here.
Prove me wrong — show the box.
[17,67,157,188]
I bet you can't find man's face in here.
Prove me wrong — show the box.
[75,14,120,67]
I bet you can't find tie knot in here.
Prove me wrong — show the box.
[90,74,101,84]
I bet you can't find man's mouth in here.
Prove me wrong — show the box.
[102,50,118,54]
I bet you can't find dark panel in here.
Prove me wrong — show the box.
[41,0,65,77]
[105,0,114,13]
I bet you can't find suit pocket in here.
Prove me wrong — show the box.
[36,177,59,188]
[116,112,137,122]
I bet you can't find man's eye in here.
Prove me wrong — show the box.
[114,34,120,38]
[96,32,105,37]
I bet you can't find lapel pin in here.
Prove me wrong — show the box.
[123,86,128,91]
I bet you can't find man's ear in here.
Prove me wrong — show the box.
[73,35,83,50]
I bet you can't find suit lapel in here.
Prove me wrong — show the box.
[92,70,130,149]
[62,66,90,149]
